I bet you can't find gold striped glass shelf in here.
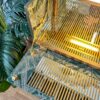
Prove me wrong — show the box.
[37,4,100,69]
[27,57,100,100]
[26,0,100,69]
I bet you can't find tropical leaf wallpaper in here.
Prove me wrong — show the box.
[0,0,32,91]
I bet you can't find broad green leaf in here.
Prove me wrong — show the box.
[0,81,10,92]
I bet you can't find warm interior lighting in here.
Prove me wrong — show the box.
[89,0,100,3]
[70,39,99,52]
[91,32,99,44]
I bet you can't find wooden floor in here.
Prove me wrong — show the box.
[0,87,40,100]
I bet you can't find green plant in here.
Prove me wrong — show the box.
[3,0,32,40]
[0,0,31,92]
[0,81,11,92]
[0,33,24,82]
[0,7,7,34]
